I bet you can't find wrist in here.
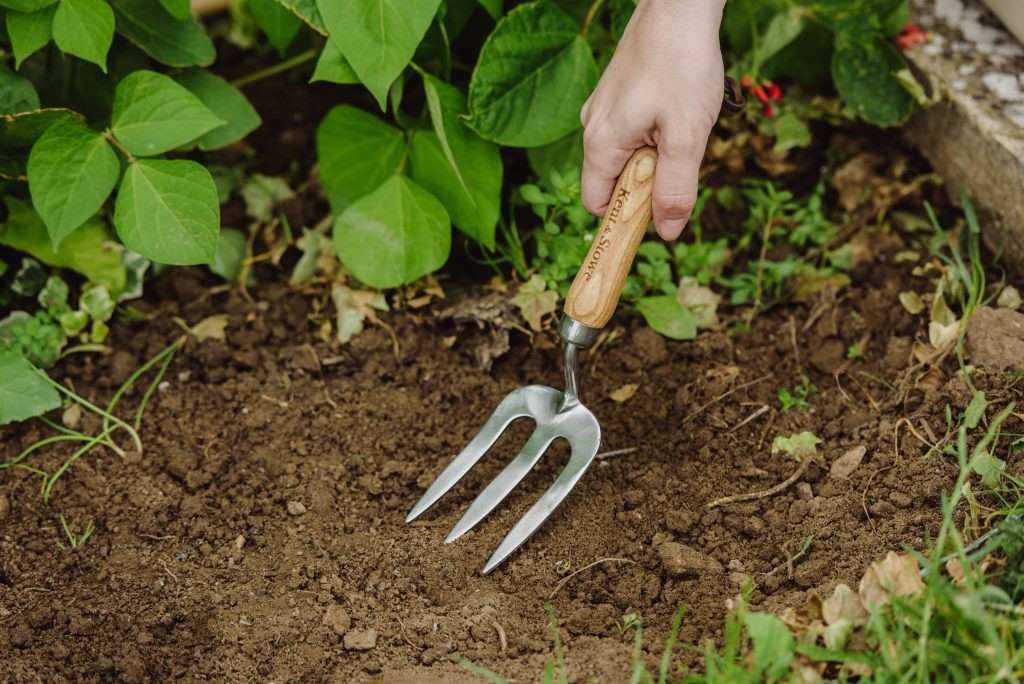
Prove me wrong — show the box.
[636,0,726,25]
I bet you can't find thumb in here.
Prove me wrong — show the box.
[652,137,704,240]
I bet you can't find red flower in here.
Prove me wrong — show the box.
[740,76,782,117]
[764,81,783,101]
[895,23,927,50]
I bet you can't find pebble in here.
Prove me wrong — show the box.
[322,605,351,636]
[233,535,246,551]
[657,541,723,578]
[0,493,9,520]
[982,73,1024,101]
[344,628,378,651]
[286,501,307,516]
[830,446,866,480]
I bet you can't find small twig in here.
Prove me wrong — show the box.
[729,405,770,433]
[788,316,801,368]
[595,447,638,460]
[757,411,778,451]
[492,621,508,655]
[682,374,773,424]
[548,558,636,599]
[158,558,179,584]
[706,458,811,509]
[395,616,417,650]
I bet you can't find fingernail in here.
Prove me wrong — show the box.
[658,219,686,240]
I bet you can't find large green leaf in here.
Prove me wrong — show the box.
[0,67,40,114]
[526,128,583,184]
[52,0,114,71]
[111,0,215,67]
[0,107,77,150]
[274,0,324,34]
[248,0,301,54]
[114,159,220,265]
[0,196,126,292]
[832,34,913,126]
[6,5,55,68]
[310,38,359,84]
[158,0,189,20]
[333,174,450,288]
[111,69,223,156]
[467,0,598,146]
[0,0,57,11]
[636,296,697,340]
[173,69,261,150]
[27,117,119,248]
[410,74,501,248]
[0,351,60,425]
[316,0,442,109]
[478,0,502,19]
[745,612,795,680]
[316,104,405,212]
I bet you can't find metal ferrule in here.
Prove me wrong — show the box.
[558,315,600,349]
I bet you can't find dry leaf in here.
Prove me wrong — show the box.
[858,552,924,608]
[830,446,866,480]
[832,153,882,212]
[486,275,508,293]
[945,557,966,585]
[191,314,228,342]
[898,291,925,315]
[676,277,721,329]
[928,320,959,352]
[822,583,868,625]
[332,284,387,344]
[609,384,639,402]
[62,403,82,430]
[510,275,557,333]
[997,286,1021,309]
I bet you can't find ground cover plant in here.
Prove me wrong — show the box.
[1,0,1023,681]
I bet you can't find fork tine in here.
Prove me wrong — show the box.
[445,428,555,543]
[405,389,532,523]
[481,427,601,574]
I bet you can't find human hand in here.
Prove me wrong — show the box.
[580,0,726,240]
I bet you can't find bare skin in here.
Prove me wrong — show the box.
[580,0,727,240]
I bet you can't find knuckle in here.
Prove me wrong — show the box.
[654,191,696,217]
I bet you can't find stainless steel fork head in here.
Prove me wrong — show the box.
[406,344,601,573]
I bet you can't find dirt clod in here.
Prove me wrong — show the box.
[0,493,9,519]
[657,541,723,578]
[323,605,352,636]
[967,306,1024,370]
[344,628,378,651]
[286,501,307,516]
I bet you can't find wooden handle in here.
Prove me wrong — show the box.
[564,146,657,329]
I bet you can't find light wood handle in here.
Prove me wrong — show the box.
[564,146,657,329]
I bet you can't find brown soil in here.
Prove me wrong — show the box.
[3,248,1022,683]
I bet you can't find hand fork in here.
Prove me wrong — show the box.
[407,148,659,573]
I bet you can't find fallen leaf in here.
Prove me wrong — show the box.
[830,446,866,480]
[791,267,851,303]
[241,174,293,222]
[609,384,638,402]
[191,314,228,342]
[832,153,883,212]
[511,275,557,333]
[997,286,1021,310]
[822,583,867,625]
[332,284,387,344]
[771,432,822,462]
[676,277,721,329]
[945,557,965,585]
[858,552,924,608]
[928,320,959,353]
[898,291,925,315]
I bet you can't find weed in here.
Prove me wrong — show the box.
[58,515,94,550]
[846,343,864,360]
[777,376,816,412]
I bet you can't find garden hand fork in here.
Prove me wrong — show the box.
[406,147,659,573]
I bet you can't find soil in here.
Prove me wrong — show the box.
[3,244,1022,683]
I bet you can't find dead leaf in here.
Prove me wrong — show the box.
[928,320,960,352]
[676,277,721,329]
[822,583,868,625]
[997,286,1021,310]
[898,291,925,315]
[945,557,966,585]
[791,268,851,303]
[511,274,557,333]
[830,446,866,480]
[832,153,883,212]
[858,552,924,608]
[332,284,387,344]
[62,403,82,430]
[609,384,638,402]
[191,314,228,342]
[241,174,294,222]
[486,275,508,293]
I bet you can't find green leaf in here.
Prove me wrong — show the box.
[316,0,442,109]
[0,107,77,150]
[27,117,120,249]
[172,69,261,150]
[0,66,40,114]
[6,5,55,69]
[274,0,325,34]
[310,38,359,84]
[771,431,821,461]
[52,0,114,71]
[766,111,811,153]
[971,450,1006,489]
[0,196,126,292]
[111,69,224,156]
[211,227,246,282]
[467,0,598,146]
[333,174,450,288]
[0,350,60,424]
[111,0,216,67]
[410,75,501,248]
[0,0,57,12]
[964,391,988,430]
[527,128,583,186]
[316,104,405,212]
[478,0,501,19]
[744,612,795,680]
[158,0,189,20]
[755,8,804,68]
[248,0,301,54]
[636,296,697,340]
[114,159,220,265]
[832,34,913,126]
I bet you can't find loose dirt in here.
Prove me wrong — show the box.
[3,248,1021,682]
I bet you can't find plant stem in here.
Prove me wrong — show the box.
[232,48,319,88]
[43,427,117,503]
[581,0,607,37]
[42,375,142,454]
[1,434,95,470]
[103,131,136,163]
[103,340,179,435]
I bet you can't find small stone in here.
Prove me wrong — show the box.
[796,483,814,500]
[657,541,723,578]
[0,493,9,520]
[286,501,307,516]
[322,605,351,636]
[233,535,246,550]
[830,446,867,480]
[344,628,377,651]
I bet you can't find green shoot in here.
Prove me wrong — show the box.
[58,515,94,550]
